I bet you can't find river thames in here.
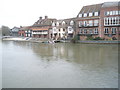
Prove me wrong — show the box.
[2,41,118,88]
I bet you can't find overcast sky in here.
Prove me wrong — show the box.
[0,0,118,28]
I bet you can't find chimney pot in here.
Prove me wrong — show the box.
[39,17,42,20]
[45,16,48,19]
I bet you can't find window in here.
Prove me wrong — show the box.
[79,21,82,27]
[62,21,65,25]
[113,11,116,15]
[104,11,107,16]
[83,21,87,26]
[94,12,99,16]
[115,11,118,15]
[84,13,87,17]
[29,30,31,33]
[79,14,82,17]
[104,17,119,26]
[105,11,119,16]
[56,22,59,26]
[84,29,87,34]
[94,20,99,26]
[89,29,93,34]
[110,11,113,15]
[80,29,83,34]
[89,20,93,26]
[107,11,110,15]
[94,28,98,34]
[104,28,109,34]
[63,29,65,32]
[68,27,72,31]
[53,28,56,32]
[89,13,93,17]
[52,22,55,26]
[111,28,117,34]
[70,20,74,25]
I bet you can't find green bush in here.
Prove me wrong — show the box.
[112,37,117,40]
[86,36,104,40]
[86,35,94,40]
[71,35,79,43]
[93,37,103,40]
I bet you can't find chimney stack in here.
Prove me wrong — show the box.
[39,16,42,20]
[45,16,48,19]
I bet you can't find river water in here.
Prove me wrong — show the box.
[2,41,118,88]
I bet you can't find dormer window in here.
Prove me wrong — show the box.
[62,21,65,25]
[89,13,93,17]
[84,13,87,17]
[79,14,82,17]
[70,20,74,25]
[56,22,59,26]
[94,12,99,16]
[52,22,55,26]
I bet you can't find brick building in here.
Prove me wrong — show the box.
[76,1,120,40]
[31,16,56,39]
[18,26,32,37]
[100,2,120,40]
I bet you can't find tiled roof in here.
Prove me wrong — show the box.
[63,18,76,25]
[20,26,30,30]
[33,17,56,26]
[79,3,103,14]
[102,1,119,8]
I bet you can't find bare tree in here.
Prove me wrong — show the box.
[1,26,11,36]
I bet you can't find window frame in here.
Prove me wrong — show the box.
[80,29,83,34]
[79,14,82,17]
[83,13,87,17]
[94,12,99,16]
[111,28,117,34]
[94,28,98,34]
[89,12,93,17]
[89,20,93,26]
[104,28,109,34]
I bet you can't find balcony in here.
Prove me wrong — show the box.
[32,32,48,35]
[79,32,99,35]
[79,24,98,28]
[104,24,120,27]
[94,23,99,26]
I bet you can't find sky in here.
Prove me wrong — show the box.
[0,0,118,28]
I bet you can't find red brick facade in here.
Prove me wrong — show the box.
[76,2,120,40]
[18,30,26,37]
[99,6,119,40]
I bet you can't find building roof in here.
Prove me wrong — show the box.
[12,26,20,29]
[33,16,56,26]
[102,1,120,8]
[53,18,77,26]
[79,3,103,14]
[20,26,31,30]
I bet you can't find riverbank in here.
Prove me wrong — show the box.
[78,40,120,44]
[2,37,48,43]
[2,37,120,44]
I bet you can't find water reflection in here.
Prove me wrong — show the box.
[2,41,118,88]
